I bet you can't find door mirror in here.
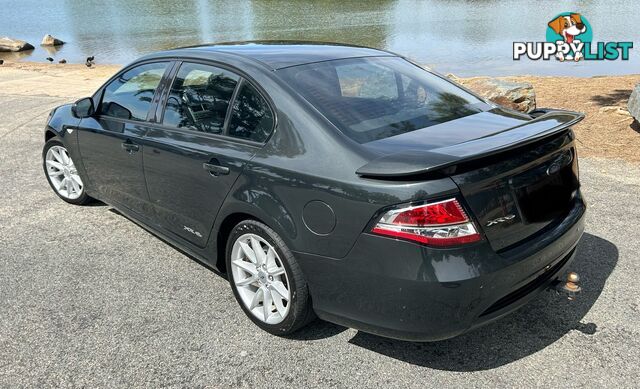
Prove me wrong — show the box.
[72,97,94,118]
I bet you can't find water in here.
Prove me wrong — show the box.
[1,0,638,76]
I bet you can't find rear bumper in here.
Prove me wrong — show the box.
[295,197,586,341]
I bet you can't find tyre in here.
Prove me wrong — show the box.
[43,138,93,205]
[226,219,315,335]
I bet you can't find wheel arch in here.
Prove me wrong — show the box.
[215,212,262,274]
[212,202,297,275]
[45,129,57,142]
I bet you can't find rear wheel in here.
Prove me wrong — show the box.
[43,139,92,205]
[226,220,314,335]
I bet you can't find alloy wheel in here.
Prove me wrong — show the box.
[230,233,291,324]
[45,145,84,200]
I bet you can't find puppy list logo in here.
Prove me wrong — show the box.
[513,12,633,62]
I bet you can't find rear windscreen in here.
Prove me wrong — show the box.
[278,57,487,143]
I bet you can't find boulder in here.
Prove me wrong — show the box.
[461,78,536,113]
[628,83,640,123]
[0,37,34,52]
[444,73,460,82]
[41,34,64,46]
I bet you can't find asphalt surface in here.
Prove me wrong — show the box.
[1,94,639,388]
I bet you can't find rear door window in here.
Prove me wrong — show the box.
[100,62,168,121]
[162,62,239,134]
[227,81,274,143]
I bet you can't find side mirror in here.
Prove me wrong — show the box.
[72,97,94,118]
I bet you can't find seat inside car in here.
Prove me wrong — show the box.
[164,72,233,133]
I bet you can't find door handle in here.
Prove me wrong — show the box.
[203,162,230,176]
[121,141,140,153]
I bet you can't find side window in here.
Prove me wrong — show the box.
[101,62,168,121]
[335,62,398,100]
[227,82,274,143]
[163,63,239,134]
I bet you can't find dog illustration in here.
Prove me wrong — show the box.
[548,13,587,61]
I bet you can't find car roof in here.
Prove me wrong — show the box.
[143,41,397,70]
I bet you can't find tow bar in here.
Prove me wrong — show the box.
[553,272,582,300]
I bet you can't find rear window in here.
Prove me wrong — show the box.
[278,57,487,143]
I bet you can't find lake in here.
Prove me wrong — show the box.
[1,0,638,76]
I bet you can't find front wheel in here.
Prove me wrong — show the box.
[43,139,93,205]
[226,220,315,335]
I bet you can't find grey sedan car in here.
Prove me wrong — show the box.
[42,42,585,341]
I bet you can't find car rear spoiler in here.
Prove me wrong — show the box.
[356,109,584,178]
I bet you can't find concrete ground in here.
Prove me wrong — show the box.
[0,66,639,388]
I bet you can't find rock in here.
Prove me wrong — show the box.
[628,84,640,123]
[445,73,459,82]
[599,106,631,116]
[0,37,34,52]
[41,34,64,46]
[461,78,536,113]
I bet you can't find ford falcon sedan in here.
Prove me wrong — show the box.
[42,42,585,341]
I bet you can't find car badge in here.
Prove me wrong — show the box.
[486,214,516,227]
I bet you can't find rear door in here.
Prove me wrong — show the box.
[142,61,275,246]
[77,61,170,214]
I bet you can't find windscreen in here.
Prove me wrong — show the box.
[278,57,487,143]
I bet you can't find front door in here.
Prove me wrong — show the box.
[142,61,275,247]
[77,62,170,214]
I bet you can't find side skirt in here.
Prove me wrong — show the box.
[105,201,227,279]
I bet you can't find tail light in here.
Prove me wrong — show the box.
[371,198,481,247]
